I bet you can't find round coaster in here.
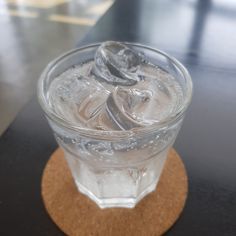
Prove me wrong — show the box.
[42,148,188,236]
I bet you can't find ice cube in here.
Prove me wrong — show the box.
[49,69,110,126]
[106,88,144,130]
[106,71,183,128]
[93,41,143,86]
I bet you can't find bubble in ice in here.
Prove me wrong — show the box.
[93,41,144,86]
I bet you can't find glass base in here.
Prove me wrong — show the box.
[76,180,157,209]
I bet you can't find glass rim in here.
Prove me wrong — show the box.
[37,42,193,139]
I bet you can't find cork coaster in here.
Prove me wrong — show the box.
[42,148,188,236]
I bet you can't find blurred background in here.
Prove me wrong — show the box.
[0,0,113,135]
[0,0,236,136]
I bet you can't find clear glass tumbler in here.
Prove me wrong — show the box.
[38,43,192,208]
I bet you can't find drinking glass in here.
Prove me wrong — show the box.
[38,43,192,208]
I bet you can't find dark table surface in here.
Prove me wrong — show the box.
[1,0,236,235]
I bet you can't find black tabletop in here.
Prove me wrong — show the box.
[1,0,236,235]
